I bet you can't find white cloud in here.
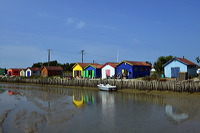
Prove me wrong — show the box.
[66,18,74,25]
[65,18,85,29]
[76,21,85,29]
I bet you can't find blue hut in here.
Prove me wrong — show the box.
[163,57,197,78]
[116,61,151,79]
[84,64,102,78]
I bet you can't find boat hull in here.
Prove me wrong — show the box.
[97,84,117,91]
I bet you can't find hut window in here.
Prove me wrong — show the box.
[140,67,143,71]
[14,71,19,74]
[134,68,138,71]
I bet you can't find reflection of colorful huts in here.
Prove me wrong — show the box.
[163,57,197,78]
[20,69,26,77]
[26,67,41,77]
[73,95,84,108]
[72,63,91,78]
[41,66,63,77]
[116,61,151,79]
[101,62,118,79]
[7,68,23,76]
[84,64,102,78]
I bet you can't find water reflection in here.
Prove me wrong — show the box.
[0,89,5,94]
[72,89,97,108]
[165,104,189,122]
[73,94,84,108]
[8,90,22,95]
[99,91,116,131]
[1,83,200,133]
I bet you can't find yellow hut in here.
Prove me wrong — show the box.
[72,63,91,78]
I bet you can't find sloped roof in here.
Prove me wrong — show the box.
[43,66,63,71]
[101,62,118,68]
[28,67,41,71]
[84,64,102,69]
[72,63,99,68]
[8,68,26,71]
[20,69,27,71]
[118,61,151,66]
[163,57,197,67]
[176,58,197,66]
[91,64,103,69]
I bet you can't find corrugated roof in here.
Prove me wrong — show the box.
[176,58,197,66]
[28,67,41,71]
[90,64,103,69]
[123,61,151,66]
[8,68,26,71]
[73,63,99,68]
[163,57,197,67]
[43,66,63,71]
[101,62,118,68]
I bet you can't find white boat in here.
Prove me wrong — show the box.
[97,83,117,91]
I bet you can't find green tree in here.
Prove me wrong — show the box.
[154,55,174,72]
[196,56,200,63]
[32,61,75,71]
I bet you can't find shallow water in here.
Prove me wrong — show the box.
[0,83,200,133]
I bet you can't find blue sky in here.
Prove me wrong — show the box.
[0,0,199,68]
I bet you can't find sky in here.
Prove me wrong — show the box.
[0,0,200,68]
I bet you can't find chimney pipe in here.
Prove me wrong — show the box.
[183,56,184,59]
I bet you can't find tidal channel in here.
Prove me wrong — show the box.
[0,83,200,133]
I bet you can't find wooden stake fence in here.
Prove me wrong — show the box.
[0,77,200,92]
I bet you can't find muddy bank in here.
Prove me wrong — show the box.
[0,110,11,133]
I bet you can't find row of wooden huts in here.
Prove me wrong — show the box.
[73,61,151,79]
[74,57,199,79]
[7,66,63,77]
[3,57,199,79]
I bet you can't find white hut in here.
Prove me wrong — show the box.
[26,67,41,77]
[20,69,26,77]
[101,62,118,79]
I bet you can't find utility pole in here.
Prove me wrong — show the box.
[81,50,84,63]
[48,49,51,66]
[117,50,120,63]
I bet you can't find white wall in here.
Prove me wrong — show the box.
[101,65,115,79]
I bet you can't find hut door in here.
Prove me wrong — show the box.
[8,71,12,76]
[27,71,31,77]
[106,70,110,77]
[88,70,92,78]
[171,67,180,78]
[77,71,81,77]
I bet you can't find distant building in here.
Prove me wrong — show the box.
[20,69,26,77]
[7,68,24,76]
[116,61,151,79]
[163,57,197,78]
[41,66,63,77]
[26,67,41,77]
[151,67,156,72]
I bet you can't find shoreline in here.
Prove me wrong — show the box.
[0,77,200,92]
[1,81,200,97]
